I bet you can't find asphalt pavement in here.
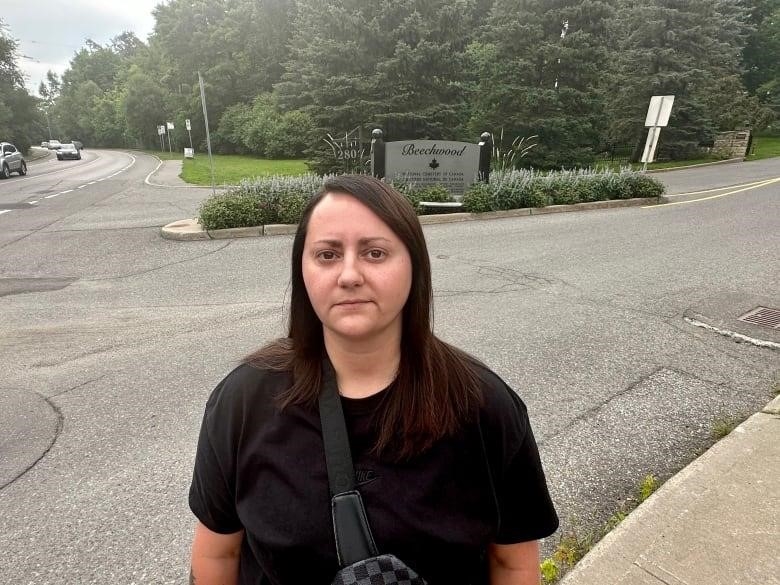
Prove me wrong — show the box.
[140,156,780,585]
[0,153,778,584]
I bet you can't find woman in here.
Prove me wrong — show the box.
[189,175,558,584]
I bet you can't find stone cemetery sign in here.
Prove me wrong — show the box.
[371,130,491,199]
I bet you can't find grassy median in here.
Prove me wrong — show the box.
[142,150,309,185]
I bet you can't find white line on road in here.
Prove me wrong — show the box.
[61,189,73,194]
[0,209,12,215]
[684,317,780,350]
[144,158,164,185]
[77,185,87,189]
[29,200,38,204]
[44,193,60,199]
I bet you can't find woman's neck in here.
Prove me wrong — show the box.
[323,331,401,399]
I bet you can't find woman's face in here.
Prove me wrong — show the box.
[302,192,413,346]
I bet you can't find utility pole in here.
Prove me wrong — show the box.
[198,71,217,196]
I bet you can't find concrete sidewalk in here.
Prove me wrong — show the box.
[146,158,192,187]
[560,393,780,585]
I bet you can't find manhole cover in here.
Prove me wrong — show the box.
[738,306,780,329]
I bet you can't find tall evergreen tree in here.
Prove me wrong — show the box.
[742,0,780,115]
[276,0,479,142]
[606,0,752,160]
[468,0,615,168]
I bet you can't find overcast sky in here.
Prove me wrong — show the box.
[3,0,163,95]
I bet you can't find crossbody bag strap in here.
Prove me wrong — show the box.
[319,359,379,566]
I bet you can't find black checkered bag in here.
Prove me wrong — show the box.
[332,554,426,585]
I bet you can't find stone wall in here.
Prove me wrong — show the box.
[713,130,751,159]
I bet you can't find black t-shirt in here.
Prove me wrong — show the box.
[189,363,558,585]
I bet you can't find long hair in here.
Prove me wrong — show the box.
[246,175,483,460]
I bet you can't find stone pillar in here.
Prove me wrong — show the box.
[370,129,385,178]
[478,132,492,182]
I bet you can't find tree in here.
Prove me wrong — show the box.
[123,71,168,148]
[742,0,780,118]
[150,0,298,133]
[468,0,615,168]
[606,0,753,160]
[0,19,40,152]
[277,0,479,143]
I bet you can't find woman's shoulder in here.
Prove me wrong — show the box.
[204,362,291,418]
[470,362,530,429]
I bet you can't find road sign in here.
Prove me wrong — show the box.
[185,119,191,131]
[157,125,165,135]
[645,95,675,128]
[166,122,174,130]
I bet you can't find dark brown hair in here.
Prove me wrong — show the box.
[246,175,483,460]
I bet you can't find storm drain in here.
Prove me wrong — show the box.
[738,307,780,329]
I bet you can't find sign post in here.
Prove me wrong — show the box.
[641,95,675,171]
[185,118,193,151]
[157,125,166,151]
[166,122,174,154]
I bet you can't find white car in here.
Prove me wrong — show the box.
[0,142,27,178]
[48,139,62,150]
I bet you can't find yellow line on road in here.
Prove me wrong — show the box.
[644,177,780,208]
[668,178,777,197]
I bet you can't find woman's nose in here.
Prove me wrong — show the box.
[337,254,364,287]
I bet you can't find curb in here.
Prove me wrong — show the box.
[559,391,780,585]
[646,157,743,173]
[26,148,53,163]
[160,197,664,241]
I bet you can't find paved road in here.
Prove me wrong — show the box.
[1,153,778,583]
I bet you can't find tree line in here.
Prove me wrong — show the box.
[3,0,780,168]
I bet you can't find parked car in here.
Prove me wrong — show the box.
[57,143,82,161]
[48,139,62,150]
[0,142,27,178]
[41,141,50,148]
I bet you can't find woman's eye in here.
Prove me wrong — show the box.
[317,251,337,261]
[366,249,386,260]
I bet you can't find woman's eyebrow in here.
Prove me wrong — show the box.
[311,237,392,247]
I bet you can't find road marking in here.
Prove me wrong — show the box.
[644,177,780,208]
[666,178,775,198]
[61,189,73,194]
[144,158,165,185]
[44,193,60,199]
[0,209,11,216]
[87,181,97,185]
[29,200,38,204]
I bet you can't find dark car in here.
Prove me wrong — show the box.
[0,142,27,178]
[57,143,82,161]
[72,140,83,150]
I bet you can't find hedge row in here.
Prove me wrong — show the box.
[462,168,665,212]
[198,169,665,230]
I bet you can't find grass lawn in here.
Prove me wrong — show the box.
[140,150,309,185]
[746,135,780,161]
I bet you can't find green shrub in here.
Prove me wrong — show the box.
[199,192,274,230]
[621,172,665,198]
[198,173,326,229]
[198,169,665,230]
[390,181,454,214]
[463,182,493,212]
